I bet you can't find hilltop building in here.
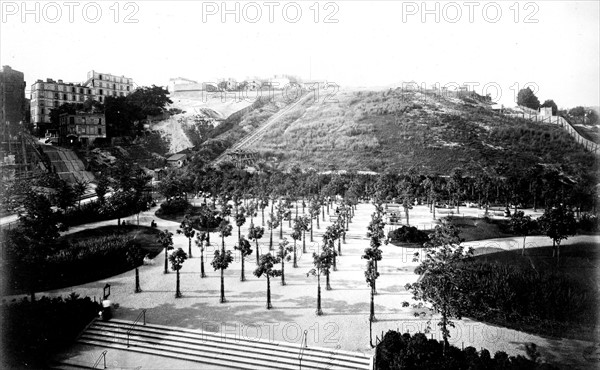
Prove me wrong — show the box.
[30,71,134,133]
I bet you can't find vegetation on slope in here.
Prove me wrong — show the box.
[244,89,595,174]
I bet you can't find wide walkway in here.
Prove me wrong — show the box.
[8,200,598,369]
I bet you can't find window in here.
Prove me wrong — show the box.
[80,96,84,102]
[98,128,102,135]
[98,118,102,124]
[99,89,103,95]
[99,74,103,80]
[72,87,76,93]
[98,96,103,103]
[54,101,59,107]
[126,86,130,91]
[54,93,59,99]
[113,84,116,90]
[79,88,83,94]
[63,94,67,100]
[69,117,75,124]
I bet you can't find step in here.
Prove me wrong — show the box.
[87,321,370,369]
[82,320,370,370]
[107,319,370,359]
[84,327,367,370]
[103,319,369,363]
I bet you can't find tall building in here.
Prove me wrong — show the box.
[30,71,134,134]
[0,65,27,126]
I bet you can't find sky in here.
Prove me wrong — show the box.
[1,0,599,108]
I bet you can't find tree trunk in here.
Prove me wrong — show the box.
[240,252,246,281]
[281,260,286,286]
[326,270,332,290]
[220,267,225,303]
[310,218,314,242]
[279,222,283,239]
[373,260,378,295]
[269,227,273,250]
[338,238,342,256]
[316,213,320,229]
[256,241,260,264]
[176,269,181,298]
[522,235,527,256]
[302,230,306,253]
[188,238,192,258]
[316,274,323,315]
[369,285,375,322]
[293,240,298,268]
[266,275,272,309]
[333,251,337,271]
[164,248,169,274]
[262,208,265,226]
[135,267,141,293]
[200,249,206,277]
[405,207,409,226]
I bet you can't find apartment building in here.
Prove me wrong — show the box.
[30,71,134,133]
[59,111,106,146]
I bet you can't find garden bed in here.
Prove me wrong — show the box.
[4,225,162,295]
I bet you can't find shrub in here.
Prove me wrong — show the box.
[1,294,100,369]
[388,226,429,244]
[376,331,557,370]
[158,197,191,215]
[577,213,598,232]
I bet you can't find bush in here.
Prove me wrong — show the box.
[388,225,429,244]
[157,197,191,215]
[577,213,598,232]
[376,331,557,370]
[1,294,100,369]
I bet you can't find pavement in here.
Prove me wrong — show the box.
[4,200,599,369]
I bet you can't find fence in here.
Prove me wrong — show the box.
[506,109,599,154]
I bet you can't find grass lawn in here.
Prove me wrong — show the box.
[155,204,202,223]
[469,242,599,341]
[449,216,517,242]
[5,226,163,296]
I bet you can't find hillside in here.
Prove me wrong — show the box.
[233,88,597,174]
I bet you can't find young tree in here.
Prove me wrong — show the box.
[217,220,233,254]
[235,206,247,242]
[247,223,265,264]
[510,211,537,255]
[363,226,383,326]
[406,223,473,354]
[72,178,89,209]
[211,248,234,303]
[169,248,188,298]
[307,248,333,316]
[538,205,577,263]
[157,229,174,274]
[254,253,282,309]
[309,197,321,241]
[366,211,386,294]
[276,201,291,239]
[177,214,196,258]
[195,231,208,278]
[267,213,280,251]
[291,219,303,268]
[126,245,145,293]
[277,238,293,286]
[299,215,311,253]
[321,234,336,289]
[365,259,379,347]
[234,237,253,281]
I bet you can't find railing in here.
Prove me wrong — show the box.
[126,309,147,347]
[92,350,107,369]
[298,330,308,369]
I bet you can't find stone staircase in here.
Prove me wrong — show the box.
[57,319,372,369]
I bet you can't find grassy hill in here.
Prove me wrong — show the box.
[234,88,596,174]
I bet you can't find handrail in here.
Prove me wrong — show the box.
[298,329,308,369]
[92,350,107,369]
[126,309,147,347]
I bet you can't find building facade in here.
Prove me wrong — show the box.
[59,111,106,146]
[30,71,134,133]
[0,65,27,126]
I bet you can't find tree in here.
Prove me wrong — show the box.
[177,214,196,258]
[254,253,282,309]
[72,179,89,209]
[235,206,246,242]
[267,213,280,251]
[406,223,472,354]
[195,231,208,278]
[517,87,540,110]
[540,99,558,115]
[126,244,145,293]
[277,238,293,286]
[366,211,386,294]
[95,174,110,204]
[365,259,379,347]
[211,249,234,303]
[510,211,537,255]
[538,205,577,263]
[363,213,384,329]
[298,215,311,253]
[247,223,265,264]
[291,219,303,268]
[157,229,174,274]
[309,197,321,241]
[217,220,233,254]
[234,237,253,281]
[307,248,333,316]
[53,180,76,211]
[169,248,188,298]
